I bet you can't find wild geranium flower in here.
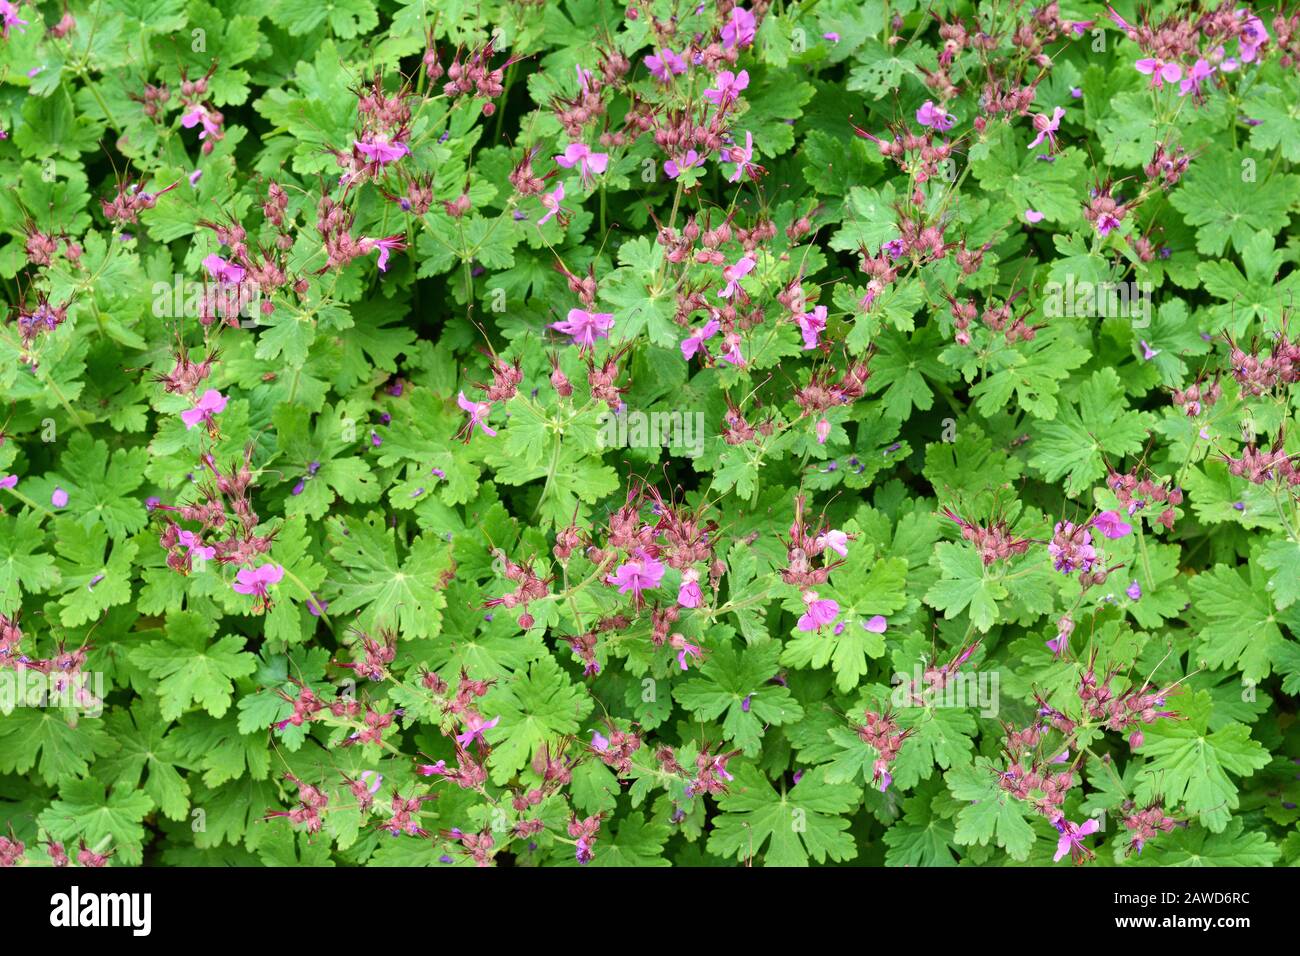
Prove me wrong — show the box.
[359,234,406,272]
[1140,340,1160,360]
[863,615,887,634]
[232,563,284,609]
[720,131,759,182]
[1091,510,1132,539]
[915,100,954,131]
[718,255,755,299]
[1136,58,1182,88]
[537,182,566,225]
[455,712,500,748]
[798,591,839,632]
[678,567,703,608]
[202,254,245,285]
[815,528,849,557]
[671,632,703,670]
[680,317,720,360]
[457,391,497,439]
[1027,106,1065,151]
[1179,59,1215,98]
[554,143,609,187]
[645,48,687,82]
[1052,817,1100,864]
[1126,580,1143,600]
[703,69,749,107]
[0,0,29,38]
[181,104,223,142]
[796,305,827,350]
[178,530,216,561]
[664,149,702,179]
[51,486,69,508]
[551,307,614,350]
[721,6,756,49]
[1238,15,1268,63]
[606,550,665,602]
[815,417,831,444]
[354,133,409,165]
[0,474,17,490]
[181,388,228,430]
[1025,209,1045,223]
[1049,521,1097,575]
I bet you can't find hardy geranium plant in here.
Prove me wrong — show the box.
[0,0,1298,869]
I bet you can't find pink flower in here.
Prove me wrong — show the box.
[51,486,69,508]
[0,0,28,38]
[359,234,406,272]
[1026,106,1065,151]
[0,474,17,490]
[1091,510,1132,539]
[606,550,665,602]
[554,143,609,187]
[1239,15,1268,63]
[916,100,955,131]
[815,417,831,445]
[815,528,849,557]
[1136,58,1182,88]
[1025,209,1045,223]
[181,105,222,141]
[1053,817,1100,863]
[721,6,756,49]
[551,307,614,350]
[863,615,887,634]
[359,770,383,794]
[718,255,755,299]
[1096,213,1121,237]
[202,254,245,285]
[646,48,687,82]
[455,713,500,748]
[703,69,749,106]
[538,183,566,225]
[1126,580,1142,601]
[181,388,228,430]
[720,131,758,182]
[457,391,497,438]
[680,317,721,360]
[798,591,840,632]
[354,135,409,165]
[678,568,703,608]
[1179,58,1215,98]
[664,149,702,179]
[796,305,827,350]
[178,530,216,561]
[232,563,284,598]
[1140,340,1161,361]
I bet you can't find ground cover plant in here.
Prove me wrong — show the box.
[0,0,1298,869]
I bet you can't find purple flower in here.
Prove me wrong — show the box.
[306,594,329,617]
[551,307,614,349]
[178,529,216,561]
[677,568,703,608]
[1140,339,1161,360]
[188,169,203,186]
[720,131,758,182]
[815,528,849,557]
[354,135,409,165]
[680,317,720,360]
[0,0,29,38]
[202,254,245,285]
[359,770,383,794]
[823,32,840,42]
[798,592,840,632]
[1179,58,1215,98]
[537,183,566,225]
[1025,209,1045,223]
[1053,817,1100,863]
[0,474,17,490]
[359,235,405,272]
[796,305,827,350]
[863,615,888,634]
[1091,510,1132,539]
[606,550,666,602]
[455,712,500,748]
[1026,106,1065,151]
[915,100,955,131]
[664,149,703,179]
[457,391,497,438]
[721,6,756,49]
[1126,580,1142,601]
[703,69,749,107]
[718,255,755,299]
[1239,15,1268,63]
[645,48,687,83]
[1136,58,1182,88]
[51,486,69,508]
[181,388,228,430]
[554,143,609,187]
[232,563,284,598]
